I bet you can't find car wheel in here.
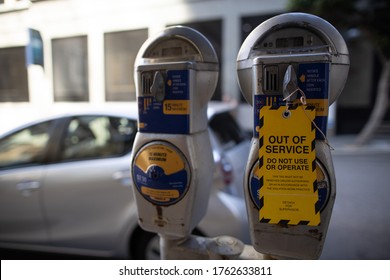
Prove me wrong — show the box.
[130,228,160,260]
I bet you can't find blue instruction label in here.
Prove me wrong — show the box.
[138,70,190,134]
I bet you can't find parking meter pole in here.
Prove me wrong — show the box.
[160,234,268,260]
[237,13,349,259]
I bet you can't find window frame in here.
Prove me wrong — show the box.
[104,28,148,102]
[0,46,29,102]
[52,35,89,102]
[169,19,223,101]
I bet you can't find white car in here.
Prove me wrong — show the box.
[0,102,251,259]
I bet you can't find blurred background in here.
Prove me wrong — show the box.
[0,0,389,260]
[1,0,389,137]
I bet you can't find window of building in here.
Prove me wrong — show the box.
[52,36,89,102]
[0,47,29,102]
[104,29,148,101]
[240,14,276,102]
[173,20,222,100]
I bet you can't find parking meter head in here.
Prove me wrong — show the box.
[237,13,349,259]
[237,12,349,105]
[135,26,219,107]
[131,26,218,239]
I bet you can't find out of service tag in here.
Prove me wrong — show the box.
[258,105,320,226]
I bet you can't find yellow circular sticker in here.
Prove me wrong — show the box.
[132,142,190,206]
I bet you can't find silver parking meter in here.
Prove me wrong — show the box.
[237,13,349,259]
[131,26,219,239]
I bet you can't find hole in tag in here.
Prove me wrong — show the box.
[283,110,291,119]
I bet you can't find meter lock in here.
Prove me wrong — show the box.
[282,65,298,108]
[260,64,299,96]
[141,71,166,102]
[151,71,166,102]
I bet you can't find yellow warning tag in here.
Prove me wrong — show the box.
[259,105,320,226]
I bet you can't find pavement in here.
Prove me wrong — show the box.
[320,134,390,259]
[329,134,390,155]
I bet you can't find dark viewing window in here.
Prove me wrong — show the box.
[104,29,148,101]
[0,47,29,102]
[240,14,276,102]
[52,36,89,102]
[170,19,222,101]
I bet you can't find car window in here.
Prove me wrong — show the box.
[60,115,136,161]
[209,112,245,150]
[0,121,52,170]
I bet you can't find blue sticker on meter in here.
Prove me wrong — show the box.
[138,70,190,134]
[298,62,330,140]
[249,159,330,213]
[249,160,262,209]
[132,142,190,206]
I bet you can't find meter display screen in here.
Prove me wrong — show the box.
[162,47,182,57]
[145,38,199,59]
[254,28,327,53]
[276,37,304,48]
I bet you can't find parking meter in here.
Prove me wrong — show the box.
[237,13,349,259]
[131,26,219,239]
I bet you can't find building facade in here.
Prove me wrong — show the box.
[1,0,379,135]
[0,0,287,133]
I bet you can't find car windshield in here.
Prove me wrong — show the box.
[0,121,52,169]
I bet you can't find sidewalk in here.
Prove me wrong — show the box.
[320,135,390,259]
[329,134,390,155]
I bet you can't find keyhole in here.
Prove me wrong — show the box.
[147,165,164,180]
[150,169,159,179]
